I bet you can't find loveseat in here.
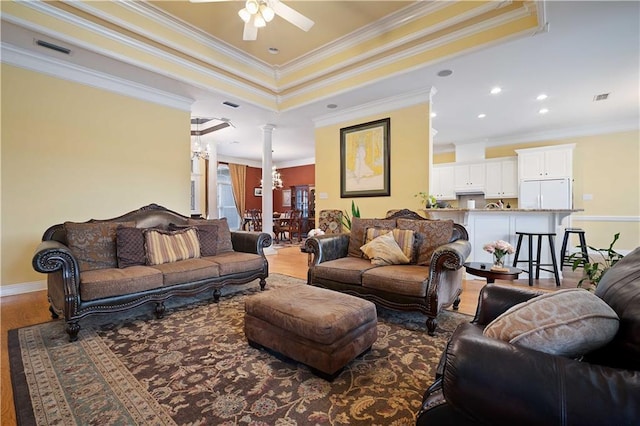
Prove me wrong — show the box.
[32,204,270,341]
[416,246,640,425]
[305,209,471,335]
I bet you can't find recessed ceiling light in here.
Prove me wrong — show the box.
[539,108,549,114]
[268,47,279,54]
[536,94,548,101]
[490,87,502,95]
[430,112,437,118]
[326,103,338,109]
[477,113,486,119]
[437,69,453,77]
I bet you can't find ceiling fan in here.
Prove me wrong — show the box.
[191,117,235,135]
[189,0,314,41]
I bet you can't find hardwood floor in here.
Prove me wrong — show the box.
[0,247,578,425]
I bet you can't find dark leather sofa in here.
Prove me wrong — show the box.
[32,204,271,341]
[416,246,640,426]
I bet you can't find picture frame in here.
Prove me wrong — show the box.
[340,117,390,198]
[282,189,291,207]
[254,187,263,197]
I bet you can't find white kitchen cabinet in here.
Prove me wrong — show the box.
[431,165,455,200]
[454,162,485,192]
[517,144,574,180]
[484,157,517,198]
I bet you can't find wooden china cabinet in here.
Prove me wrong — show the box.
[290,185,315,238]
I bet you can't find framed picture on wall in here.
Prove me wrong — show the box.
[254,187,263,197]
[282,189,291,207]
[340,117,390,198]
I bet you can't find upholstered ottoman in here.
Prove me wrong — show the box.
[244,285,378,381]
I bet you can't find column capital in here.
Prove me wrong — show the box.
[261,124,277,133]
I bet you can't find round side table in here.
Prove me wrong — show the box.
[464,262,522,284]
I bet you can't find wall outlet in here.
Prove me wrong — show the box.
[583,194,593,200]
[319,192,329,199]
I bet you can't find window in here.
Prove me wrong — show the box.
[217,164,241,230]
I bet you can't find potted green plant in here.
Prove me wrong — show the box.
[341,200,361,231]
[568,232,625,291]
[415,192,437,209]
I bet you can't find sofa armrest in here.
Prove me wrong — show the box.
[430,240,471,272]
[440,323,640,426]
[305,234,350,264]
[231,231,272,255]
[472,285,544,326]
[32,240,81,315]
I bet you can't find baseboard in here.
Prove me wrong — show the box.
[0,280,47,297]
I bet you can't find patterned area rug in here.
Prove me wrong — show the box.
[9,274,471,425]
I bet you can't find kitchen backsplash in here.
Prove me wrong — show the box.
[445,194,518,209]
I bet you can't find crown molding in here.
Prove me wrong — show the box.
[10,2,276,107]
[279,5,536,109]
[218,155,263,168]
[277,157,316,169]
[313,88,433,128]
[1,43,194,111]
[276,1,501,87]
[83,0,277,86]
[465,119,639,148]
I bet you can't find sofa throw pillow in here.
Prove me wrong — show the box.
[360,231,411,266]
[170,223,218,257]
[144,227,201,266]
[188,218,233,254]
[348,218,396,258]
[483,289,620,358]
[396,218,454,265]
[116,226,146,268]
[65,221,135,271]
[363,227,415,261]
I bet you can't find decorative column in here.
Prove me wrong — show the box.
[261,124,276,251]
[206,139,218,219]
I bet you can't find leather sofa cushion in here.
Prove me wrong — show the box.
[313,257,379,285]
[188,218,233,254]
[396,218,454,265]
[203,252,264,276]
[362,265,430,297]
[80,265,163,301]
[245,285,377,345]
[347,218,395,258]
[65,221,136,271]
[151,258,220,286]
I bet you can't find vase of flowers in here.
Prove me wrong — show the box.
[483,240,515,269]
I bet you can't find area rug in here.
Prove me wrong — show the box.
[9,274,471,425]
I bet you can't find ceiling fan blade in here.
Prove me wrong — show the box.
[188,0,232,3]
[243,21,258,41]
[193,122,231,136]
[271,1,314,32]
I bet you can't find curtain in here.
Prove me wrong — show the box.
[229,163,246,218]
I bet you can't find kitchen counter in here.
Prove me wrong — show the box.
[427,208,583,279]
[429,208,583,212]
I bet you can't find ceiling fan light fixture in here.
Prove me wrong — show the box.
[254,14,266,28]
[260,4,275,22]
[245,0,259,15]
[238,8,251,23]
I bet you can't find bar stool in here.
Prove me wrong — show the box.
[512,232,561,287]
[560,228,589,268]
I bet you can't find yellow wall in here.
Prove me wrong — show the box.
[315,103,431,218]
[1,64,191,287]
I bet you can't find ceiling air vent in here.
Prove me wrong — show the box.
[35,39,71,55]
[593,93,609,101]
[222,101,240,108]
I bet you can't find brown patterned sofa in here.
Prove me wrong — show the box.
[305,209,471,335]
[32,204,270,341]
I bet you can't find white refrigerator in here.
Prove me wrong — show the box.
[519,178,572,209]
